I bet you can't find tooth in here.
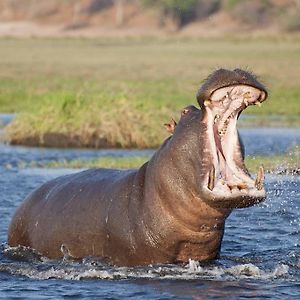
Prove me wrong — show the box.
[255,166,265,190]
[244,99,249,106]
[255,101,262,107]
[204,100,211,107]
[214,114,220,124]
[208,166,215,191]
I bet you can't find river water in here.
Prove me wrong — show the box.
[0,118,299,299]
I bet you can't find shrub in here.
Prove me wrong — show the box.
[142,0,199,28]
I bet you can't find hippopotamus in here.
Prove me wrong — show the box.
[8,68,268,266]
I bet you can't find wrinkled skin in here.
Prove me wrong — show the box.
[8,68,268,267]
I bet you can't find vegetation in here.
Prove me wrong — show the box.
[0,0,299,32]
[245,150,299,175]
[1,37,300,148]
[19,156,150,170]
[142,0,211,27]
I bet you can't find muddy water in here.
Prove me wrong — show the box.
[0,121,299,299]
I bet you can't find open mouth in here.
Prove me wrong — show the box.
[203,84,267,207]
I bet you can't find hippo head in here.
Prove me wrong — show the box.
[163,69,268,209]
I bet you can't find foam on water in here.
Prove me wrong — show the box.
[187,259,289,280]
[0,245,291,281]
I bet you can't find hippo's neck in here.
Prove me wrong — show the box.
[142,141,231,262]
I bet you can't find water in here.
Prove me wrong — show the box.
[0,113,15,127]
[0,120,299,299]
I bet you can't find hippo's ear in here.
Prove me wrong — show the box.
[164,118,177,134]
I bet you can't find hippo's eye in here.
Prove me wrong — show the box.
[181,108,190,116]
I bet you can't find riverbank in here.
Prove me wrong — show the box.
[1,37,300,148]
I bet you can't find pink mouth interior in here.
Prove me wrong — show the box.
[205,84,266,194]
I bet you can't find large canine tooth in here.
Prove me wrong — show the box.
[255,166,265,190]
[244,99,249,106]
[208,166,215,191]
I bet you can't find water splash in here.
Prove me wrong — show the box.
[0,246,290,281]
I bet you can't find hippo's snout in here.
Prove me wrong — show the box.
[197,71,268,208]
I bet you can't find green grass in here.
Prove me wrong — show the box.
[19,156,151,170]
[245,153,299,174]
[0,37,300,148]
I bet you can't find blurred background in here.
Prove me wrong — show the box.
[0,0,299,158]
[0,0,300,36]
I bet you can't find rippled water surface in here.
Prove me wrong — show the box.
[0,123,299,299]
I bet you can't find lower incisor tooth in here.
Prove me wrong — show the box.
[208,166,215,191]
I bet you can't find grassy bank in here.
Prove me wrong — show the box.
[1,37,300,148]
[18,148,299,175]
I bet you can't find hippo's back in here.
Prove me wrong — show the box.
[8,168,137,258]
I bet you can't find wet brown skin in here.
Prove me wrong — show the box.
[8,69,268,267]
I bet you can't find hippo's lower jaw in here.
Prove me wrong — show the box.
[201,84,267,208]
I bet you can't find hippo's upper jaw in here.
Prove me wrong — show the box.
[200,83,267,208]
